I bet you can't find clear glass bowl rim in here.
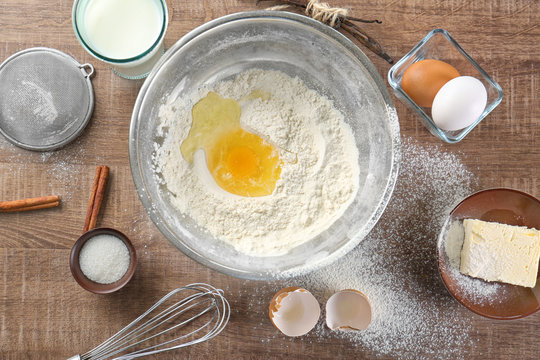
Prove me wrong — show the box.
[129,10,401,280]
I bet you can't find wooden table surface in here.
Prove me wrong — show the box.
[1,0,538,359]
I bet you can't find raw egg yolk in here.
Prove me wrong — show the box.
[208,128,282,196]
[401,59,460,107]
[226,145,258,179]
[180,91,282,197]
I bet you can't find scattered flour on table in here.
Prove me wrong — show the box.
[0,137,88,201]
[153,69,360,256]
[231,138,481,359]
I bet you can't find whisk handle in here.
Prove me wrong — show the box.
[66,355,81,360]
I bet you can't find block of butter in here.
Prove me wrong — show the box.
[460,219,540,288]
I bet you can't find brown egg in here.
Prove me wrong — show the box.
[401,59,460,107]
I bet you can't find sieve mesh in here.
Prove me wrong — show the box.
[0,48,94,151]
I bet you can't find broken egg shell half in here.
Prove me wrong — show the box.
[326,289,371,331]
[269,287,321,337]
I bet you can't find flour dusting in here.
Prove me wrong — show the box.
[21,80,58,125]
[229,137,480,359]
[153,69,360,255]
[294,138,477,358]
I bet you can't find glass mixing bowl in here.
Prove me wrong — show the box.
[129,11,400,280]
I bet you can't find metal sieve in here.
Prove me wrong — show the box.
[0,47,94,151]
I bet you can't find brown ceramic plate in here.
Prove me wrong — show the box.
[437,188,540,320]
[70,228,137,294]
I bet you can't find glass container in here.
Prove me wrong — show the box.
[72,0,168,80]
[388,29,503,143]
[130,11,401,280]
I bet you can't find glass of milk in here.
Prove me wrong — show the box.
[72,0,168,79]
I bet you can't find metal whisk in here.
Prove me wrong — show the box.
[68,283,230,360]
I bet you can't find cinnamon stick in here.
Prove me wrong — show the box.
[82,166,103,232]
[0,201,60,212]
[82,165,109,233]
[0,195,60,213]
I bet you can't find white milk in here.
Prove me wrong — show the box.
[84,0,162,59]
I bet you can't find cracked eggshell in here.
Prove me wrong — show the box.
[269,287,320,337]
[326,289,371,331]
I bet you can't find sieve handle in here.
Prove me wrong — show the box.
[66,356,81,360]
[79,63,94,78]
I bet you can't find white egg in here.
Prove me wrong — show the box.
[431,76,488,131]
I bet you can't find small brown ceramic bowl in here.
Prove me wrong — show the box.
[70,227,137,294]
[437,188,540,320]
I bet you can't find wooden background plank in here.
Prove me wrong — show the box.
[0,0,538,359]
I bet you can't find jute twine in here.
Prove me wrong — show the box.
[268,0,348,28]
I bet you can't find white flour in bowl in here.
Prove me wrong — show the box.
[153,69,359,256]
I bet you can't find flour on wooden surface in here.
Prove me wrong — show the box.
[153,69,359,255]
[232,138,480,358]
